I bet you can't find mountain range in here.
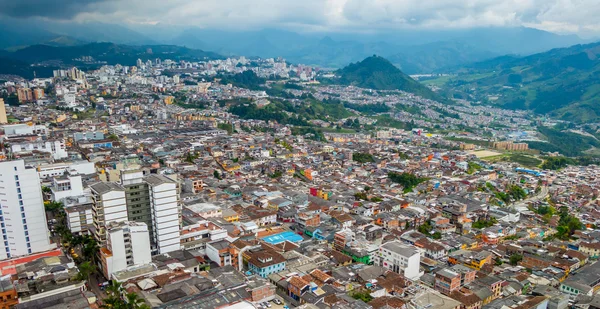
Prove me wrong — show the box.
[433,42,600,123]
[0,18,588,74]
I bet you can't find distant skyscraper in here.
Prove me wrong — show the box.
[33,88,44,100]
[16,88,33,103]
[0,99,7,124]
[0,160,54,260]
[136,58,143,68]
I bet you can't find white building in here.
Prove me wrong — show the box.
[10,139,68,160]
[110,124,138,135]
[64,93,77,107]
[1,124,47,137]
[91,182,129,247]
[37,160,95,179]
[64,197,94,235]
[375,240,423,280]
[0,160,55,259]
[180,220,228,251]
[50,172,85,201]
[146,175,181,254]
[100,221,152,278]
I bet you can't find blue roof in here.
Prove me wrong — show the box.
[261,231,303,244]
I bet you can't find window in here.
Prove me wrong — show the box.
[14,176,18,181]
[22,219,26,224]
[15,182,19,187]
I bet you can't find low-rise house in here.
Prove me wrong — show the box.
[247,248,286,278]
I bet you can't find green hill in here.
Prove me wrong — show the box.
[437,42,600,122]
[336,55,445,102]
[0,43,222,78]
[9,43,222,65]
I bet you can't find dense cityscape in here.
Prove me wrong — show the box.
[0,50,598,309]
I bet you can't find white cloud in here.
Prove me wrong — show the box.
[6,0,600,35]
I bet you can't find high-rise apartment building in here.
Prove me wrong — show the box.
[100,221,152,278]
[120,170,153,246]
[0,160,54,260]
[16,88,33,103]
[90,182,128,247]
[145,174,180,254]
[0,98,7,124]
[33,88,45,100]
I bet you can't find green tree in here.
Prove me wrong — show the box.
[388,172,429,192]
[125,292,151,309]
[354,192,368,201]
[76,261,96,282]
[353,153,375,163]
[351,290,373,303]
[82,236,100,264]
[509,254,523,266]
[45,201,64,213]
[218,123,234,135]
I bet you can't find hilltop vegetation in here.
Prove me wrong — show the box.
[218,70,266,90]
[527,126,600,157]
[228,95,354,125]
[430,42,600,123]
[336,56,446,102]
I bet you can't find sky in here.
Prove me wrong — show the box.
[1,0,600,37]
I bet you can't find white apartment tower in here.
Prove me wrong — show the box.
[100,221,152,278]
[90,182,128,247]
[145,174,181,254]
[0,160,54,260]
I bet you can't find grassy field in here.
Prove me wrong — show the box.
[420,73,495,87]
[469,150,502,158]
[483,153,542,168]
[420,76,453,87]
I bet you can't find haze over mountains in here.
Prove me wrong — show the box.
[3,17,600,123]
[0,18,589,73]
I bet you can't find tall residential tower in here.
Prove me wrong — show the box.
[0,160,54,260]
